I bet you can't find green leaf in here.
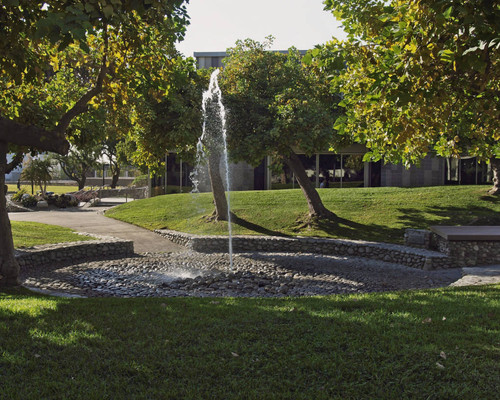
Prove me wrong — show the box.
[302,53,312,65]
[438,49,455,63]
[443,6,453,19]
[102,4,114,18]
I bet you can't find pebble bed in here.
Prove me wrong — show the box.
[20,251,462,298]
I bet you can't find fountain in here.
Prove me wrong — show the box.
[191,69,233,268]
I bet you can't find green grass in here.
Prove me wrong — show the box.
[106,185,500,244]
[7,184,79,195]
[11,221,94,248]
[0,285,498,399]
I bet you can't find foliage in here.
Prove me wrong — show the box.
[0,285,499,398]
[220,38,345,218]
[221,38,344,166]
[130,58,210,173]
[20,194,37,208]
[20,157,53,195]
[106,185,500,244]
[319,0,499,166]
[52,145,101,190]
[11,188,28,202]
[45,193,78,208]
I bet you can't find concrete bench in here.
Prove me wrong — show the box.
[429,226,500,267]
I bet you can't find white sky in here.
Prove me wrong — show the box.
[176,0,347,57]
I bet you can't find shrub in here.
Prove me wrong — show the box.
[12,188,28,202]
[54,194,78,208]
[21,194,37,207]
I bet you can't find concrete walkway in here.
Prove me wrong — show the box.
[9,207,185,253]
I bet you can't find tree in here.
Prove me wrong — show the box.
[128,58,228,214]
[53,146,101,190]
[0,0,189,286]
[321,0,499,194]
[21,157,53,196]
[220,38,345,219]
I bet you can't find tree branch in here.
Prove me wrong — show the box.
[55,29,109,135]
[0,118,69,154]
[6,152,24,174]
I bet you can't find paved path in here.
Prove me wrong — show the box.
[9,208,185,253]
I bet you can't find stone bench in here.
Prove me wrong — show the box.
[429,226,500,267]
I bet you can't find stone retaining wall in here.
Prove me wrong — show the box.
[405,228,500,267]
[15,234,134,268]
[98,187,147,199]
[155,229,453,270]
[433,236,500,267]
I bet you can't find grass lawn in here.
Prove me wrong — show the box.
[11,221,94,248]
[106,185,500,244]
[0,285,498,399]
[7,184,79,195]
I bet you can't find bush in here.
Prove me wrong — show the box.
[21,194,37,207]
[12,188,28,202]
[54,194,78,208]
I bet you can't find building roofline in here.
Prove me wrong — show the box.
[193,49,308,58]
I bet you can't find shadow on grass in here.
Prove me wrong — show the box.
[0,285,499,399]
[397,205,500,228]
[231,213,292,237]
[297,214,404,244]
[292,200,500,244]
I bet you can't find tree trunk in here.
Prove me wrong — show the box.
[77,175,86,191]
[110,165,120,189]
[207,149,228,221]
[284,152,336,219]
[0,141,20,286]
[489,157,500,195]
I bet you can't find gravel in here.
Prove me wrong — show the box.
[20,250,463,298]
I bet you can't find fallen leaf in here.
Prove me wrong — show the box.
[436,362,445,369]
[440,351,447,360]
[422,317,432,324]
[231,352,239,357]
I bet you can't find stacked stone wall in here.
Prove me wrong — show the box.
[15,235,134,268]
[155,230,452,270]
[433,236,500,267]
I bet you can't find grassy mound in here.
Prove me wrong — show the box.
[0,285,498,399]
[106,185,500,244]
[12,221,94,248]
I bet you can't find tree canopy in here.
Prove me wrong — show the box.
[319,0,499,192]
[0,0,190,286]
[220,38,344,218]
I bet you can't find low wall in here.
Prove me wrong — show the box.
[98,187,147,199]
[433,236,500,267]
[15,235,134,268]
[155,229,452,270]
[405,227,500,267]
